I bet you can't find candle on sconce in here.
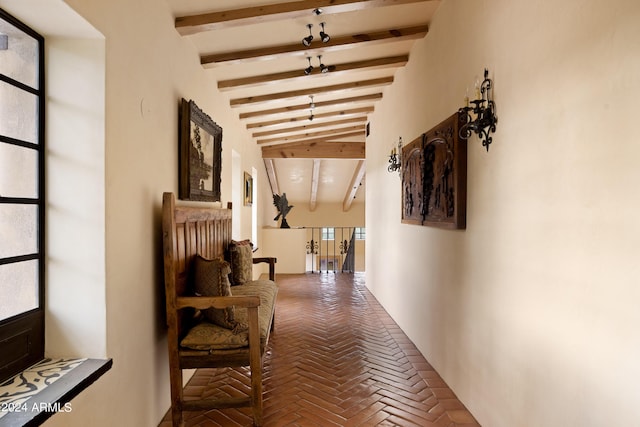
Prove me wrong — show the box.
[474,76,481,100]
[464,87,470,107]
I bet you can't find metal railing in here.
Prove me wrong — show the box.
[305,227,364,273]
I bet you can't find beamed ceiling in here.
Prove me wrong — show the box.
[169,0,441,211]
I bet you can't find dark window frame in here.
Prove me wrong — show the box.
[0,7,45,384]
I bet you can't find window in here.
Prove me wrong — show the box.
[0,9,45,383]
[321,227,334,240]
[354,227,366,240]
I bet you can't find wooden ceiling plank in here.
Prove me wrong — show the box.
[247,106,374,129]
[176,0,434,35]
[310,159,321,212]
[263,159,280,195]
[239,94,381,119]
[230,77,393,107]
[262,141,365,159]
[343,160,366,211]
[218,55,408,90]
[202,25,428,66]
[257,125,365,145]
[252,116,367,138]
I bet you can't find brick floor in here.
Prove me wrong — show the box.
[159,273,480,427]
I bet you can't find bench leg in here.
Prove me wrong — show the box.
[248,307,263,426]
[169,362,184,426]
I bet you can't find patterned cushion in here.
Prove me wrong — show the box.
[180,279,278,351]
[227,240,253,286]
[231,279,278,345]
[192,256,243,331]
[180,321,249,350]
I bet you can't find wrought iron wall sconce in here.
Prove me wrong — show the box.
[459,68,498,151]
[387,136,402,174]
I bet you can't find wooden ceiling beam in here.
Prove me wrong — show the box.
[218,55,408,90]
[257,125,365,145]
[310,159,321,212]
[263,159,280,195]
[230,77,393,107]
[262,140,365,159]
[262,130,365,147]
[343,160,366,211]
[176,0,434,35]
[239,94,381,119]
[252,117,367,138]
[202,25,428,66]
[247,106,374,129]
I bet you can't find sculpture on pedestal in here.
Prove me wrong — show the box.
[273,193,294,228]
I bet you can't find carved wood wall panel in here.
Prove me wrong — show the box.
[401,111,467,229]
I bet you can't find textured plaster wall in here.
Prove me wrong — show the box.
[2,0,268,425]
[366,1,640,426]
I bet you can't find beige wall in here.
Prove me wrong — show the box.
[366,1,640,426]
[1,0,269,425]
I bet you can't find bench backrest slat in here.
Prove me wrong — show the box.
[162,192,232,339]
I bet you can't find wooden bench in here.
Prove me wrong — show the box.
[162,192,277,426]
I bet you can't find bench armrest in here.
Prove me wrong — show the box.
[253,257,277,281]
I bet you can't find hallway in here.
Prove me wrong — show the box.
[159,273,480,426]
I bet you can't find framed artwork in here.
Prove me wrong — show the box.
[401,111,468,229]
[244,172,253,206]
[179,98,222,202]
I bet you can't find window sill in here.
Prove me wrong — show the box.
[0,358,112,427]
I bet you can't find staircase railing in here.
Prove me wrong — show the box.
[305,227,364,273]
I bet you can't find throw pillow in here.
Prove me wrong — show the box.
[193,255,241,331]
[227,240,253,286]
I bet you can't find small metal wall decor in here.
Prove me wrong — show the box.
[179,98,222,202]
[459,68,498,151]
[401,111,468,229]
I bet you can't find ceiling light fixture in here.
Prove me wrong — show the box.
[313,8,323,15]
[319,22,330,43]
[309,96,315,121]
[318,55,329,73]
[304,57,314,75]
[302,23,314,47]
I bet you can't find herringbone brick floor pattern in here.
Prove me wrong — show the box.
[159,273,480,427]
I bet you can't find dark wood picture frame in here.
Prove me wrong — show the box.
[179,98,222,202]
[401,111,468,229]
[244,171,253,206]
